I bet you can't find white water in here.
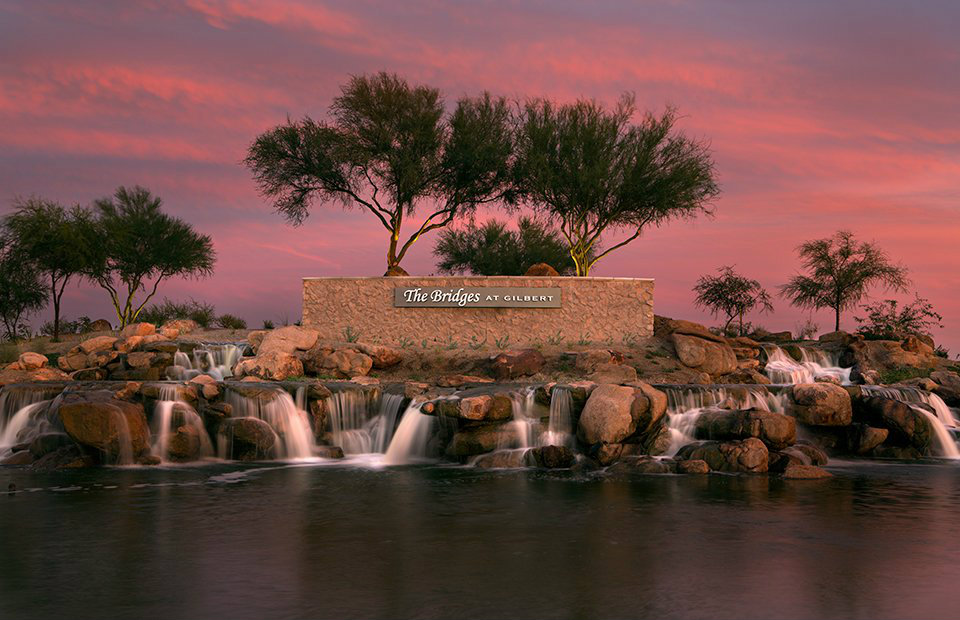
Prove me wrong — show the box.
[150,385,213,463]
[168,344,243,381]
[382,403,435,465]
[225,387,316,459]
[542,387,574,448]
[0,386,62,458]
[504,388,539,450]
[862,386,960,459]
[763,345,851,385]
[0,402,48,456]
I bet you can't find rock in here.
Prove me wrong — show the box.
[524,262,560,276]
[126,351,156,369]
[856,396,934,454]
[88,349,120,368]
[350,376,379,386]
[635,422,673,456]
[672,333,738,376]
[233,352,304,381]
[898,377,938,392]
[0,365,70,384]
[473,450,529,469]
[782,464,832,479]
[675,438,769,473]
[607,455,672,474]
[79,336,119,354]
[871,445,923,460]
[753,330,793,343]
[588,363,637,384]
[69,368,108,381]
[591,443,624,465]
[248,330,267,350]
[1,450,34,465]
[57,348,89,372]
[490,349,545,380]
[434,374,494,387]
[28,433,72,458]
[189,374,220,399]
[114,381,141,401]
[160,327,180,340]
[167,425,203,461]
[843,424,889,455]
[403,381,430,399]
[655,316,726,343]
[120,322,156,338]
[578,384,638,444]
[788,383,853,426]
[676,459,710,474]
[528,445,576,468]
[446,425,516,457]
[316,445,345,459]
[384,265,409,276]
[56,392,151,462]
[87,319,113,332]
[140,383,197,402]
[694,408,796,450]
[350,343,403,369]
[316,349,373,378]
[720,368,772,385]
[791,442,829,466]
[575,349,624,373]
[161,319,199,334]
[819,331,853,345]
[217,417,276,460]
[257,326,320,355]
[627,381,668,435]
[901,334,934,355]
[930,371,960,405]
[17,352,48,370]
[435,395,510,422]
[114,336,144,353]
[846,339,929,375]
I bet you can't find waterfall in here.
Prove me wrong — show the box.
[150,385,214,463]
[504,388,539,450]
[0,385,62,458]
[382,403,435,465]
[762,345,851,385]
[862,386,960,459]
[323,389,407,455]
[662,385,788,455]
[168,344,243,381]
[542,387,574,448]
[224,387,316,459]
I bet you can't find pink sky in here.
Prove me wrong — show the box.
[1,1,958,353]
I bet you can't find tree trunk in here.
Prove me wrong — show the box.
[835,307,841,332]
[50,275,60,342]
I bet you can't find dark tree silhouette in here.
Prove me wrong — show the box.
[693,265,774,336]
[0,236,47,340]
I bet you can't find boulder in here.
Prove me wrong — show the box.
[782,464,832,479]
[315,445,345,459]
[434,395,512,422]
[28,433,72,458]
[819,331,854,345]
[575,349,625,373]
[607,455,672,474]
[248,330,267,349]
[57,392,151,462]
[167,425,203,461]
[120,322,156,338]
[490,349,545,380]
[791,442,830,466]
[114,336,144,354]
[125,351,156,369]
[88,349,120,368]
[843,424,889,455]
[694,408,796,450]
[316,349,372,378]
[577,384,638,444]
[930,371,960,405]
[217,417,276,460]
[591,442,624,466]
[446,425,516,457]
[901,335,934,355]
[788,383,853,426]
[434,374,494,387]
[675,438,769,473]
[846,339,929,374]
[233,352,304,381]
[473,450,529,469]
[633,422,673,457]
[655,316,726,343]
[676,459,710,474]
[720,368,772,385]
[17,352,48,370]
[628,381,668,435]
[588,363,637,384]
[161,319,199,334]
[672,333,738,376]
[57,348,89,372]
[0,365,71,384]
[525,263,560,276]
[528,445,576,468]
[257,326,320,355]
[79,336,119,354]
[69,368,108,381]
[160,327,180,340]
[189,374,220,399]
[384,265,409,276]
[350,343,403,369]
[87,319,113,332]
[856,396,934,454]
[1,450,34,465]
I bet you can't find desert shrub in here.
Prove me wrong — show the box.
[0,342,20,363]
[138,298,216,328]
[877,365,935,385]
[855,296,942,340]
[217,314,247,330]
[795,317,819,340]
[39,316,92,337]
[262,319,275,330]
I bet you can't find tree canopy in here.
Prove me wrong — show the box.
[86,186,216,327]
[246,72,515,273]
[434,217,587,276]
[513,94,719,276]
[3,198,93,340]
[855,295,942,340]
[693,265,774,336]
[781,230,910,332]
[0,236,47,340]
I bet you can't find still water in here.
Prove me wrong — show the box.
[1,461,958,620]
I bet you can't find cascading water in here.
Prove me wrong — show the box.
[150,385,214,463]
[322,389,407,455]
[862,385,960,459]
[382,402,435,465]
[763,345,851,385]
[542,387,574,448]
[0,386,63,458]
[224,387,316,459]
[168,344,243,381]
[504,388,539,450]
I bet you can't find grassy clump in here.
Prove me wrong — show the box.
[877,365,934,385]
[216,314,247,330]
[138,298,217,328]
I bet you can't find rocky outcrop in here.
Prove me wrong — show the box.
[527,445,576,468]
[490,349,545,380]
[257,326,319,355]
[694,408,796,450]
[675,437,769,473]
[446,425,516,457]
[855,396,934,454]
[434,394,513,422]
[524,263,560,276]
[56,392,150,462]
[671,333,738,376]
[577,384,638,445]
[233,351,304,381]
[120,322,156,338]
[17,352,48,370]
[930,371,960,406]
[787,383,853,426]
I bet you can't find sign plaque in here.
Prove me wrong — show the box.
[394,286,561,308]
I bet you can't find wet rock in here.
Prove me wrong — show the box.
[403,381,430,399]
[578,384,637,444]
[57,392,151,462]
[233,352,304,381]
[120,322,156,338]
[608,456,672,474]
[633,422,673,456]
[675,459,710,474]
[525,262,559,276]
[434,375,494,387]
[473,450,529,469]
[446,425,516,457]
[28,433,72,458]
[790,442,829,466]
[672,333,738,376]
[315,445,344,459]
[218,417,276,460]
[629,382,668,435]
[788,383,853,426]
[140,383,197,402]
[188,374,220,399]
[167,425,203,461]
[675,438,769,473]
[490,349,545,380]
[694,408,796,450]
[843,424,889,455]
[782,464,832,479]
[930,371,960,405]
[856,396,934,454]
[1,450,33,465]
[528,445,576,468]
[259,326,320,355]
[720,368,771,385]
[871,445,923,460]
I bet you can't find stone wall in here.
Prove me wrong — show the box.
[302,277,654,346]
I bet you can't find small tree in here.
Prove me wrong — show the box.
[86,186,216,327]
[0,237,47,340]
[434,216,588,275]
[693,266,774,336]
[246,72,514,273]
[855,296,942,340]
[3,198,93,341]
[781,230,909,332]
[513,95,719,276]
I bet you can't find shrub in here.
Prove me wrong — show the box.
[39,316,92,337]
[877,365,935,385]
[0,342,19,364]
[795,317,819,340]
[138,298,216,328]
[262,319,275,330]
[855,296,942,340]
[217,314,247,330]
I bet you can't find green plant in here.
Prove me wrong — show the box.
[262,319,275,330]
[877,365,935,385]
[397,337,413,349]
[0,237,47,341]
[444,336,459,350]
[39,316,92,337]
[855,296,942,340]
[621,332,640,347]
[494,335,511,349]
[0,342,19,363]
[421,339,429,349]
[217,314,247,330]
[577,333,592,346]
[934,345,949,359]
[343,326,360,343]
[468,335,486,350]
[138,298,216,328]
[547,331,564,346]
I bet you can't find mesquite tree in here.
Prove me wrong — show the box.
[86,186,216,327]
[513,94,719,276]
[693,265,774,336]
[246,72,514,273]
[0,236,47,340]
[3,198,92,341]
[781,230,909,332]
